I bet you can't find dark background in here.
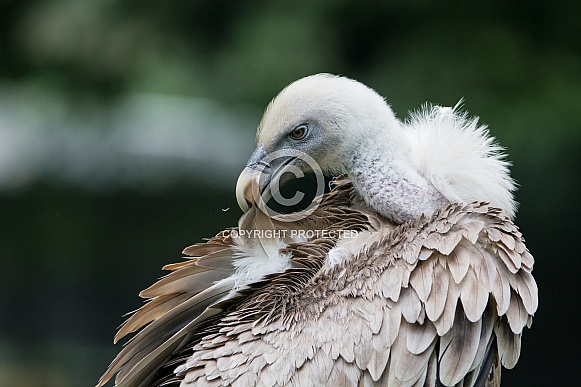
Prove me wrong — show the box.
[0,1,579,385]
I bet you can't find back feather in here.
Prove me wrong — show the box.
[174,179,537,387]
[98,178,536,387]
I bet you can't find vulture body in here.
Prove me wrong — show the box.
[98,74,537,387]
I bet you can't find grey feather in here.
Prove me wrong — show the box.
[409,259,435,302]
[447,247,471,284]
[438,306,482,385]
[405,320,437,355]
[424,261,449,322]
[494,319,521,369]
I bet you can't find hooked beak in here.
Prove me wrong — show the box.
[235,144,297,213]
[236,145,270,212]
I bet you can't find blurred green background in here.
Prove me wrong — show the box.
[1,1,579,386]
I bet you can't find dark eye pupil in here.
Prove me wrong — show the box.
[291,125,307,139]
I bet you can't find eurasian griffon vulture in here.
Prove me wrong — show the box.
[98,74,537,387]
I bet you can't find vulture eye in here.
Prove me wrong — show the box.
[289,124,308,140]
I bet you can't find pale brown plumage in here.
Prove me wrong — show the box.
[99,74,537,386]
[98,177,536,387]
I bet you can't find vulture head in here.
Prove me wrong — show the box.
[237,73,516,223]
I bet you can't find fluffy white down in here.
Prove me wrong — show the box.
[405,103,517,219]
[229,237,291,289]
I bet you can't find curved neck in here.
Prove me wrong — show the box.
[345,136,449,224]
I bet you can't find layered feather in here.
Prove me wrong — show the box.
[97,179,370,387]
[170,179,537,387]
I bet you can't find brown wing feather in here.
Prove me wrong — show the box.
[97,229,244,386]
[97,178,367,386]
[98,178,537,387]
[174,185,536,386]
